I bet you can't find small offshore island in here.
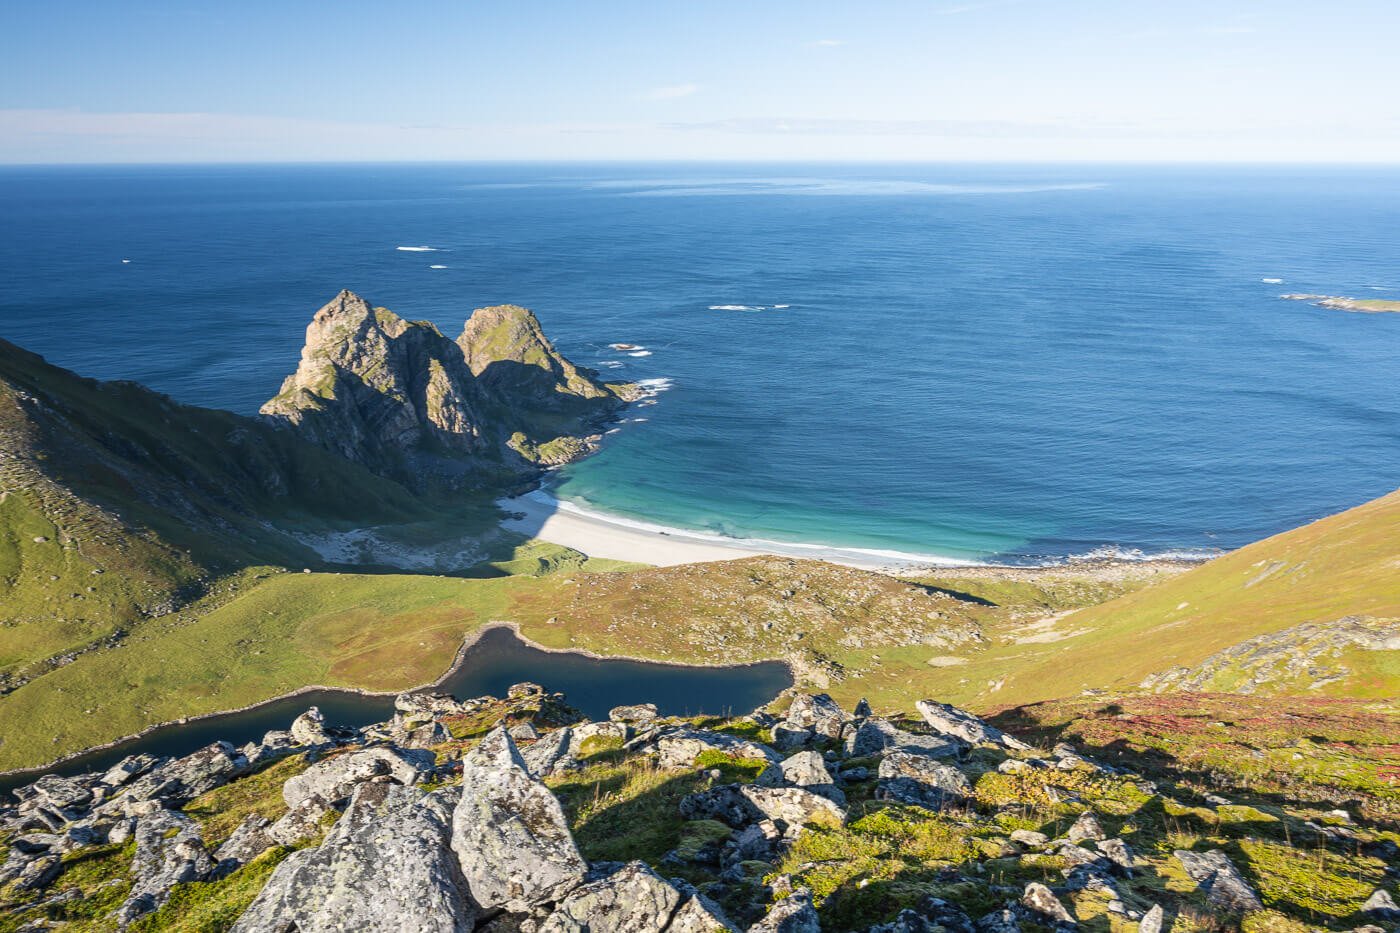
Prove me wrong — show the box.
[1281,293,1400,313]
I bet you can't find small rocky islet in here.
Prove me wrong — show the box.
[3,688,1396,932]
[1280,294,1400,314]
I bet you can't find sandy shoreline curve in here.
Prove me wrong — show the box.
[497,489,987,571]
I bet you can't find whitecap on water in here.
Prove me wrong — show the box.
[396,245,440,252]
[628,350,652,357]
[1261,277,1284,284]
[709,304,763,311]
[429,264,447,269]
[635,377,674,395]
[120,259,132,264]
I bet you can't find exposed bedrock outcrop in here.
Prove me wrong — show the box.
[261,289,635,490]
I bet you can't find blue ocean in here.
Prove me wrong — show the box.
[2,163,1397,563]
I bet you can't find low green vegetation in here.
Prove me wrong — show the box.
[991,693,1400,821]
[128,849,293,933]
[0,570,516,771]
[983,488,1400,705]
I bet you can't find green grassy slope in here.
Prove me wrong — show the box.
[947,488,1400,708]
[0,570,511,770]
[0,340,496,690]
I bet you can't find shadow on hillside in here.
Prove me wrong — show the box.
[986,704,1381,820]
[552,759,1207,931]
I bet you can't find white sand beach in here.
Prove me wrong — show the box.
[496,490,977,571]
[497,491,764,566]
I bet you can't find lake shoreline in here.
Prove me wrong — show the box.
[0,621,793,787]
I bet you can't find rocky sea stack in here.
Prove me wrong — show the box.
[261,290,637,490]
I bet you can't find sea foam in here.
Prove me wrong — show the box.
[396,245,440,252]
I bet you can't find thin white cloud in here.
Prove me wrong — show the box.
[644,83,699,101]
[1199,24,1257,35]
[934,0,1029,15]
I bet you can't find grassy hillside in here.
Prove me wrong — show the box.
[955,488,1400,707]
[0,340,499,691]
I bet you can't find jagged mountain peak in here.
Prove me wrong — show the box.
[262,291,633,490]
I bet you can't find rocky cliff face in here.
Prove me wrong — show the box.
[261,290,634,490]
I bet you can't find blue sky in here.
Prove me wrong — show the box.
[2,0,1397,163]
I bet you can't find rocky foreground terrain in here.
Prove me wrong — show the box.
[2,688,1396,932]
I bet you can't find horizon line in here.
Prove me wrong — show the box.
[3,158,1400,169]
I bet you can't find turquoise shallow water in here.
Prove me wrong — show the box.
[2,163,1397,562]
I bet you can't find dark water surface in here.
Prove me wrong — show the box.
[0,627,791,797]
[3,163,1397,563]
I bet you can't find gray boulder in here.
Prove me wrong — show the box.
[538,860,680,933]
[16,774,94,811]
[116,808,214,926]
[100,754,163,789]
[727,819,784,866]
[975,908,1021,933]
[212,815,275,877]
[1095,838,1134,875]
[1173,849,1262,913]
[757,752,846,806]
[653,729,780,770]
[290,707,334,745]
[118,741,251,807]
[508,720,541,742]
[233,783,474,932]
[770,724,815,751]
[522,728,579,777]
[243,730,300,767]
[914,700,1029,750]
[1021,882,1075,924]
[609,703,659,724]
[679,784,845,830]
[783,694,847,739]
[570,721,629,756]
[1009,829,1048,849]
[266,793,334,847]
[876,752,971,809]
[282,746,433,808]
[450,727,586,913]
[399,719,452,749]
[843,720,959,760]
[1138,905,1165,933]
[670,889,740,933]
[12,853,61,891]
[1064,811,1105,844]
[750,889,821,933]
[1361,888,1400,920]
[845,719,902,757]
[396,692,465,717]
[865,900,975,933]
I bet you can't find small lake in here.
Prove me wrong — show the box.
[1,626,791,798]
